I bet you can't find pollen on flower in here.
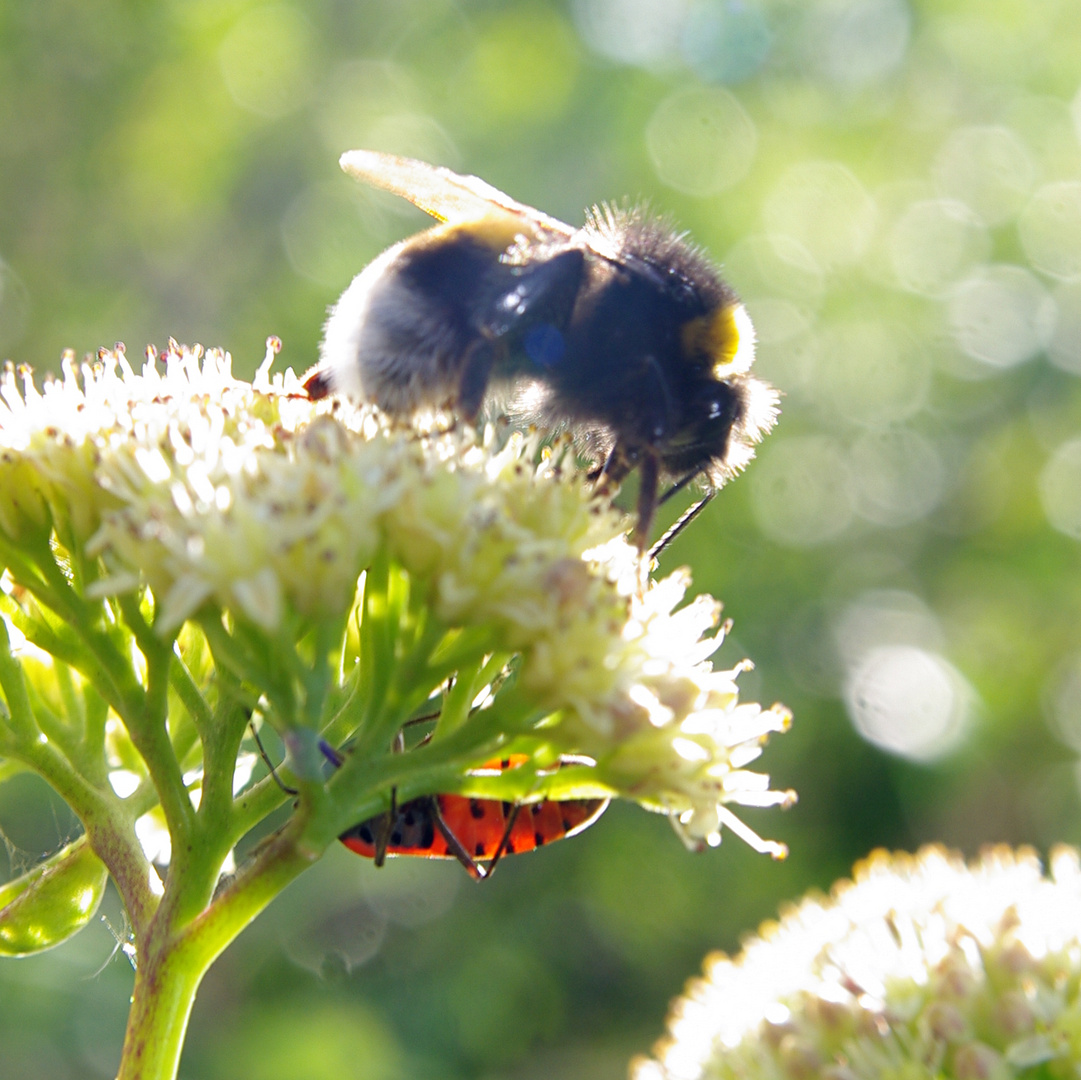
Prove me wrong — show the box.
[633,845,1081,1080]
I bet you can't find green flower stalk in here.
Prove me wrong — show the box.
[634,845,1081,1080]
[0,340,792,1080]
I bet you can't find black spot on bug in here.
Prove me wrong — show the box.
[420,817,435,849]
[359,824,373,844]
[501,801,513,817]
[534,831,545,847]
[470,799,486,819]
[561,816,574,833]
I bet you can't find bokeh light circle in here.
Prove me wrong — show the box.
[750,435,853,546]
[646,87,757,196]
[281,183,386,288]
[1019,181,1081,282]
[948,264,1055,369]
[933,125,1035,226]
[1040,437,1081,540]
[571,0,690,66]
[849,428,945,526]
[1044,653,1081,753]
[818,320,930,425]
[834,590,946,667]
[218,4,315,118]
[1049,282,1081,375]
[844,645,971,762]
[724,233,825,310]
[765,162,876,271]
[808,0,911,87]
[889,199,990,298]
[681,1,773,83]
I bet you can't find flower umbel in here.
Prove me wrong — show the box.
[634,845,1081,1080]
[0,340,791,857]
[0,340,791,1080]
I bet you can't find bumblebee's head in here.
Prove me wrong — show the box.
[660,301,778,483]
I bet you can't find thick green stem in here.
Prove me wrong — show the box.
[116,937,207,1080]
[117,810,324,1080]
[187,816,326,964]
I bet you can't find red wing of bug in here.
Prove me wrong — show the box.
[338,757,608,879]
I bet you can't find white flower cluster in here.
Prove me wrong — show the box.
[635,845,1081,1080]
[0,342,791,854]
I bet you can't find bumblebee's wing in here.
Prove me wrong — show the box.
[339,150,576,239]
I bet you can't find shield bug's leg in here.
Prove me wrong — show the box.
[478,803,523,880]
[370,786,398,868]
[430,797,489,881]
[250,722,298,796]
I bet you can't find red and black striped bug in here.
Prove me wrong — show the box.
[339,756,608,880]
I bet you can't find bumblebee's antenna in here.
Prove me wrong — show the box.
[658,466,706,507]
[649,492,714,562]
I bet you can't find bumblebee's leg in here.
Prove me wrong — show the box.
[456,337,498,422]
[589,442,635,486]
[430,798,488,881]
[634,449,661,552]
[302,366,333,400]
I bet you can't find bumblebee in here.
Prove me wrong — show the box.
[306,150,778,548]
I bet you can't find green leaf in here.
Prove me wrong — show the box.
[0,835,108,957]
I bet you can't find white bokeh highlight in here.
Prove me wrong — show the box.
[948,264,1055,369]
[1019,181,1081,282]
[844,645,971,762]
[1040,437,1081,539]
[835,591,972,762]
[646,87,757,196]
[750,435,853,546]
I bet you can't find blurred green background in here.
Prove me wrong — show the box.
[3,0,1081,1077]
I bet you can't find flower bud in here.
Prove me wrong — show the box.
[0,836,107,956]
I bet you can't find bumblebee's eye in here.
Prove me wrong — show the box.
[705,388,740,427]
